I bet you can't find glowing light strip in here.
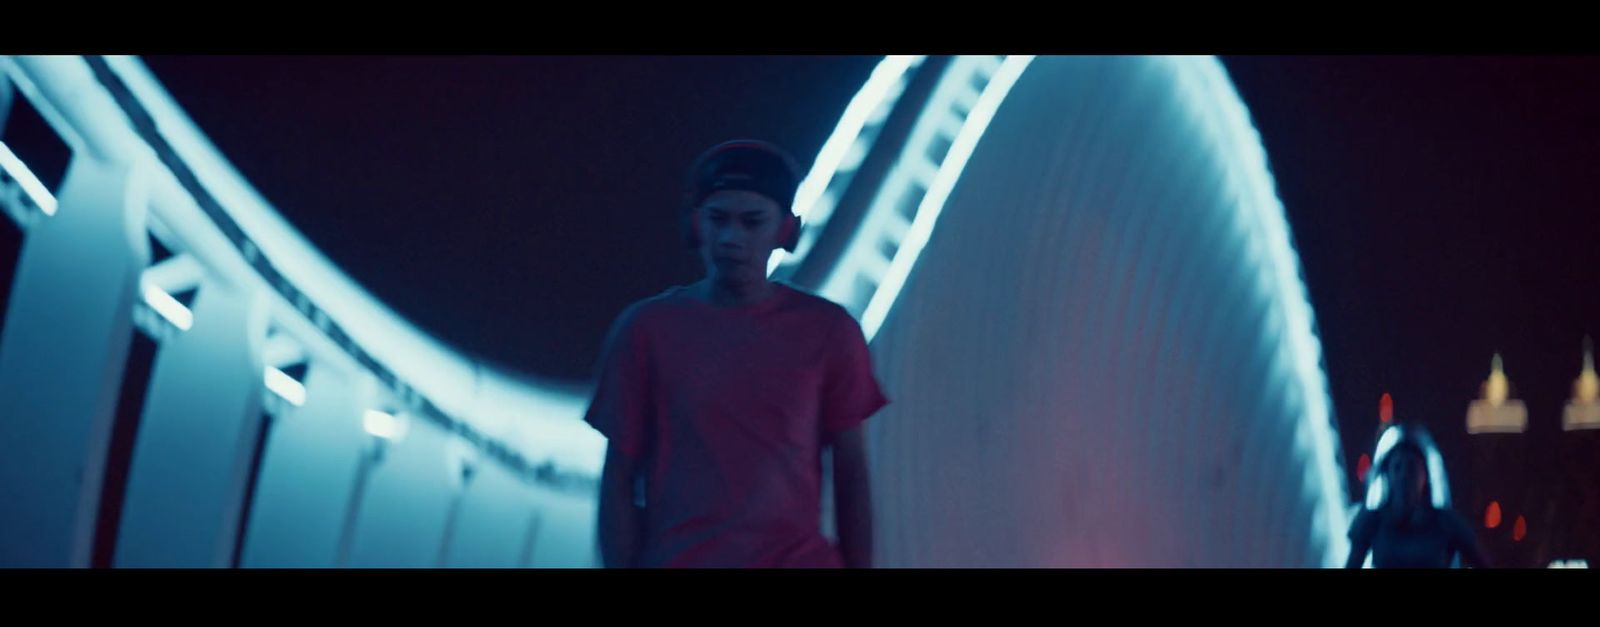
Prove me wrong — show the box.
[264,366,307,407]
[141,282,193,331]
[1179,56,1351,567]
[859,55,1034,342]
[363,409,408,441]
[769,55,923,276]
[0,139,58,216]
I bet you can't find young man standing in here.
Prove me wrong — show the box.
[586,140,888,568]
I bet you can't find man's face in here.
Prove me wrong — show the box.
[697,189,784,286]
[1390,450,1427,506]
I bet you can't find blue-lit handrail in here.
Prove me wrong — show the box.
[2,55,602,490]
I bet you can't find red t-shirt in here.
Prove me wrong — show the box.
[584,281,889,567]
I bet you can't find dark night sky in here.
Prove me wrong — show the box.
[138,55,1600,497]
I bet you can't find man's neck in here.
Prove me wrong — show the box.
[702,276,776,308]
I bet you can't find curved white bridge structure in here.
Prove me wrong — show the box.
[0,55,1351,567]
